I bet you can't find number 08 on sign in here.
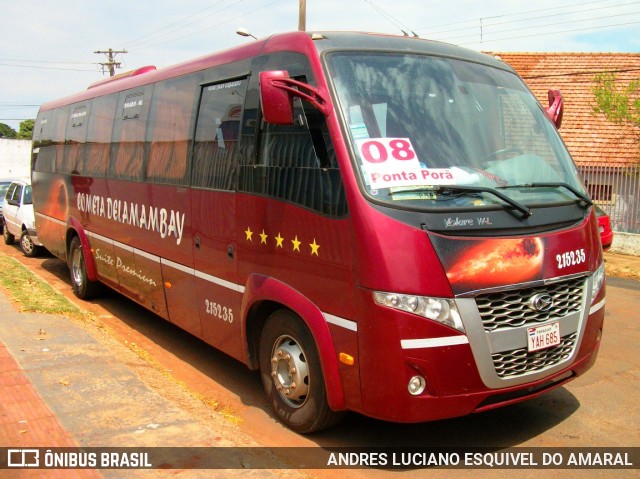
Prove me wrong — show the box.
[356,137,423,188]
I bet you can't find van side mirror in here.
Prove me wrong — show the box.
[259,70,331,125]
[546,89,563,129]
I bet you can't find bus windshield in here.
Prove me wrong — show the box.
[326,52,587,211]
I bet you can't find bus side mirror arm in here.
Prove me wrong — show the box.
[259,70,331,125]
[546,89,563,129]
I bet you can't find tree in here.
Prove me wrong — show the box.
[0,123,17,139]
[592,72,640,130]
[16,119,34,140]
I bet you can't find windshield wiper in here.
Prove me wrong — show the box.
[431,185,532,219]
[498,182,593,208]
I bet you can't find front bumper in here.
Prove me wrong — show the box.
[351,273,604,423]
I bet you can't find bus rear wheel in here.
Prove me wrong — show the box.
[258,310,344,433]
[69,236,101,299]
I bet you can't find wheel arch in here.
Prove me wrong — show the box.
[242,274,347,411]
[65,217,99,282]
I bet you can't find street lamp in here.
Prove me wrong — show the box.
[236,27,258,40]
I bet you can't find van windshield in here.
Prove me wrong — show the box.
[326,52,586,211]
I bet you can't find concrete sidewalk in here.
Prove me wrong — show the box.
[0,290,289,478]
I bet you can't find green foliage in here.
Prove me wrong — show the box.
[592,72,640,128]
[0,254,86,317]
[0,122,17,139]
[16,119,34,140]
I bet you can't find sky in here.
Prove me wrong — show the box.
[1,0,639,131]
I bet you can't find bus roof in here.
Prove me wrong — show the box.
[38,31,511,112]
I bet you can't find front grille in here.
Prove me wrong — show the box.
[476,277,585,332]
[492,333,577,378]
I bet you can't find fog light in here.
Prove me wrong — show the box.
[408,375,426,396]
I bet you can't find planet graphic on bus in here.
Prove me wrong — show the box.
[446,237,544,289]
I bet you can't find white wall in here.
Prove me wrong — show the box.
[610,232,640,256]
[0,139,31,179]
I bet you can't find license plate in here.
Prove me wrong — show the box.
[527,322,560,352]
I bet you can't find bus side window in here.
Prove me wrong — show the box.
[192,78,248,191]
[110,87,152,181]
[33,111,54,173]
[85,94,118,177]
[49,109,67,174]
[146,75,198,185]
[64,103,90,175]
[257,98,347,216]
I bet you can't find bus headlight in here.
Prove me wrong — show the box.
[591,262,605,304]
[373,292,465,333]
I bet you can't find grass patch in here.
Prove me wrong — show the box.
[0,254,86,318]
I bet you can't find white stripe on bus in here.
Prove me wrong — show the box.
[400,336,469,349]
[34,218,357,332]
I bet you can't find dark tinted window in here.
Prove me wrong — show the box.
[146,75,198,185]
[11,184,23,203]
[33,111,54,172]
[23,185,33,205]
[85,94,118,177]
[192,78,248,190]
[110,87,152,181]
[63,104,90,174]
[5,183,16,201]
[239,52,347,217]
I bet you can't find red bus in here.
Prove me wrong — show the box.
[32,31,605,433]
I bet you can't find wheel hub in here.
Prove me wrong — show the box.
[270,335,310,408]
[71,248,84,288]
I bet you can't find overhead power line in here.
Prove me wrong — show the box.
[460,18,640,47]
[417,0,637,33]
[131,0,279,51]
[0,63,96,72]
[0,58,95,65]
[124,0,230,48]
[435,9,640,43]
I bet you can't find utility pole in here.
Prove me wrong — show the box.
[94,48,127,76]
[298,0,306,31]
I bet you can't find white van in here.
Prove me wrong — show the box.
[3,179,44,257]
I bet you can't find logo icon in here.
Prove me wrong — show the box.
[529,293,554,312]
[7,449,39,468]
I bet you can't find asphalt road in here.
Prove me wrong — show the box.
[1,242,638,478]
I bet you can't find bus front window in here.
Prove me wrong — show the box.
[326,52,587,212]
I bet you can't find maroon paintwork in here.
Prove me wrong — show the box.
[32,32,605,424]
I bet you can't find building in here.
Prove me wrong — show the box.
[493,52,640,246]
[0,139,31,179]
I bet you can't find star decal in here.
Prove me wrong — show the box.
[309,239,320,256]
[245,227,253,241]
[275,233,284,248]
[259,230,268,244]
[291,235,301,252]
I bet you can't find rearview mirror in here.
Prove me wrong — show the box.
[546,89,563,129]
[259,70,331,125]
[259,71,295,125]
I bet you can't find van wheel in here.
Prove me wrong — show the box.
[259,310,344,433]
[20,230,42,257]
[69,236,100,299]
[3,225,14,245]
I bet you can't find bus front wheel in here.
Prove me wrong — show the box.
[69,236,100,299]
[258,309,344,433]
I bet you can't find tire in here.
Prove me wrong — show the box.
[20,230,43,257]
[3,224,14,245]
[69,236,101,299]
[259,310,344,433]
